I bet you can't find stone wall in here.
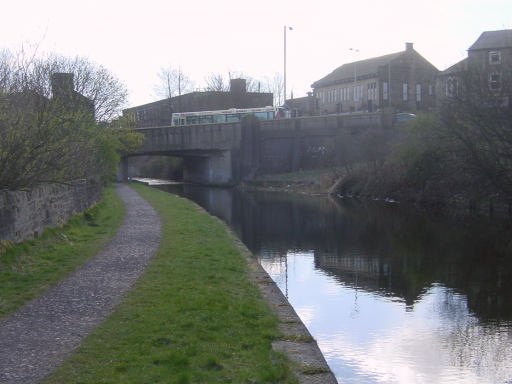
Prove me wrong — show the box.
[0,178,102,244]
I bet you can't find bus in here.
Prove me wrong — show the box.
[170,106,286,126]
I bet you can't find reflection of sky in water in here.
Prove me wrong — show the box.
[260,251,512,384]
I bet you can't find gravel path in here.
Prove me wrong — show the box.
[0,184,161,384]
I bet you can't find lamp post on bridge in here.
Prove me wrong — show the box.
[284,25,293,108]
[349,48,359,112]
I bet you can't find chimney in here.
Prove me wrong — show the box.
[405,42,414,52]
[51,73,74,98]
[229,78,246,94]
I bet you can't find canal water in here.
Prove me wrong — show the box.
[153,182,512,384]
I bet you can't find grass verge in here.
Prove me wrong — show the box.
[44,183,297,384]
[241,167,344,194]
[0,185,125,318]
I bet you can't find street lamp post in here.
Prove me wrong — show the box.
[284,26,293,107]
[349,48,359,111]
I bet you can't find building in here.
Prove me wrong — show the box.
[311,43,439,115]
[285,92,316,117]
[437,29,512,102]
[1,73,94,130]
[51,73,95,118]
[124,78,273,128]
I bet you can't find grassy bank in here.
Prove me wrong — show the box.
[242,168,342,195]
[44,183,296,384]
[0,186,125,318]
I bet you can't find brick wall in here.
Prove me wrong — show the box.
[0,178,102,244]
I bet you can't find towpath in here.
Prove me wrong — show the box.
[0,184,161,384]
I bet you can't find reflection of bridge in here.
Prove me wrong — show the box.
[120,112,387,186]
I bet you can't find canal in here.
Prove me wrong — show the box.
[153,182,512,384]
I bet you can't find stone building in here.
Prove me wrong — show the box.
[285,92,316,117]
[124,78,273,128]
[51,73,95,118]
[437,29,512,102]
[1,73,94,130]
[311,43,439,115]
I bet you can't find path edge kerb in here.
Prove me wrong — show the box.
[168,192,338,384]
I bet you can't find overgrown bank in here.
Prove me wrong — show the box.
[44,184,298,384]
[241,168,341,195]
[244,108,512,217]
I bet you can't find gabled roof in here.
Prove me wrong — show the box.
[311,51,403,88]
[468,29,512,51]
[440,58,468,76]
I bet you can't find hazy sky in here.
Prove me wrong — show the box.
[1,0,511,107]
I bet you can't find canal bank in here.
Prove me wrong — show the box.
[131,179,337,383]
[40,183,335,383]
[241,168,512,219]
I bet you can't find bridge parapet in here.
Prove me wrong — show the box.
[134,122,242,155]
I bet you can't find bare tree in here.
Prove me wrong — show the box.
[0,48,140,190]
[203,71,264,93]
[204,73,229,91]
[17,54,129,122]
[264,73,284,106]
[154,67,194,99]
[440,67,512,198]
[154,66,194,114]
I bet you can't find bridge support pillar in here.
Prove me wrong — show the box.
[117,157,129,182]
[183,150,234,186]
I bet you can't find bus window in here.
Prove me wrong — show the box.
[186,116,198,125]
[254,111,268,120]
[213,114,226,123]
[226,114,240,123]
[199,115,213,124]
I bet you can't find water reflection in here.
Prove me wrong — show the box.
[156,184,512,383]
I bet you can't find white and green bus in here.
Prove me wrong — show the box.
[171,106,286,126]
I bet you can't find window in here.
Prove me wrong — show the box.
[446,77,457,97]
[226,114,240,123]
[254,112,268,120]
[489,50,501,65]
[213,114,226,123]
[402,83,408,101]
[367,83,377,100]
[199,115,213,124]
[428,84,433,96]
[383,82,388,100]
[416,84,421,102]
[489,73,501,91]
[353,85,363,101]
[186,116,198,125]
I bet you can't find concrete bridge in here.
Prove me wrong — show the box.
[120,112,390,186]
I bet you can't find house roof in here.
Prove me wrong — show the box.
[311,51,403,88]
[440,57,468,76]
[468,29,512,51]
